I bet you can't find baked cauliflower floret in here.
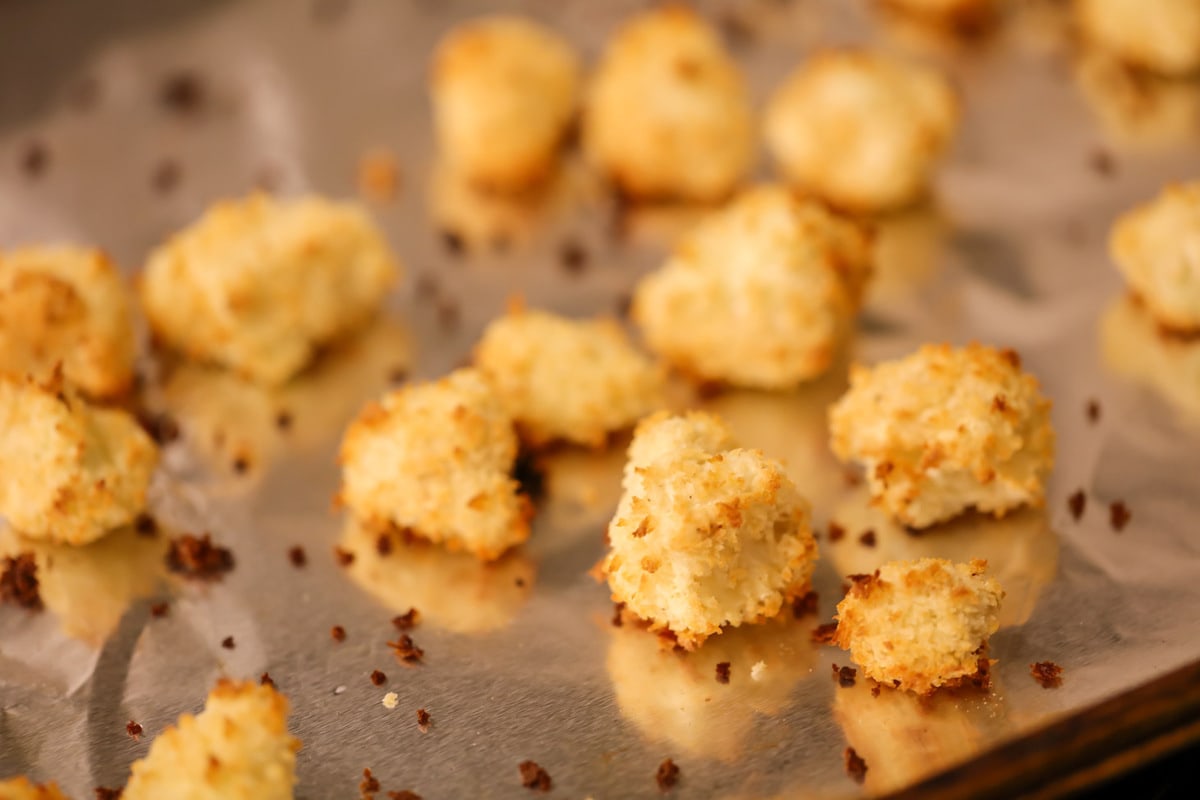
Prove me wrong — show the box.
[473,305,664,448]
[0,246,135,399]
[834,558,1003,694]
[338,368,530,561]
[1076,0,1200,76]
[765,50,958,213]
[829,344,1054,529]
[1110,182,1200,332]
[583,5,754,202]
[633,185,873,388]
[0,777,69,800]
[140,193,400,386]
[124,680,300,800]
[0,374,158,545]
[602,411,818,650]
[432,16,580,190]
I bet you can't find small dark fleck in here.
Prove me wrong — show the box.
[858,530,876,548]
[812,623,838,644]
[828,522,846,542]
[715,662,731,684]
[1,553,42,610]
[392,608,420,630]
[519,760,552,792]
[835,665,857,687]
[1087,399,1101,424]
[844,747,868,784]
[1068,490,1086,522]
[221,635,235,650]
[166,533,234,580]
[1110,501,1132,532]
[260,672,275,688]
[512,452,546,503]
[360,767,381,796]
[160,71,205,113]
[232,454,252,475]
[125,721,143,739]
[135,410,180,445]
[387,792,422,800]
[612,601,626,627]
[792,590,819,618]
[843,468,863,487]
[416,707,431,732]
[275,410,293,431]
[152,159,182,194]
[515,576,526,588]
[370,669,387,686]
[334,546,356,567]
[441,229,466,256]
[388,365,409,384]
[134,513,158,537]
[149,601,169,618]
[871,682,881,697]
[376,533,394,557]
[288,546,307,568]
[94,788,123,800]
[558,239,589,275]
[718,10,756,50]
[1030,661,1064,688]
[656,758,680,792]
[331,625,347,642]
[20,140,49,178]
[389,634,424,664]
[1089,148,1116,177]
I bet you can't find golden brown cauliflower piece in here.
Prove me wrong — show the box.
[1076,0,1200,76]
[0,777,69,800]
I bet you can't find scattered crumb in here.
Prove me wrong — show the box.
[166,533,235,580]
[871,682,881,697]
[135,409,180,446]
[376,534,394,556]
[134,513,158,537]
[388,635,424,665]
[1031,661,1064,689]
[833,664,857,687]
[334,546,356,567]
[370,670,387,686]
[792,590,819,618]
[612,601,626,627]
[20,139,49,178]
[388,365,409,384]
[382,692,399,710]
[858,529,876,548]
[392,609,420,630]
[387,792,422,800]
[416,708,431,732]
[160,71,205,113]
[126,720,143,740]
[656,758,680,792]
[750,661,766,682]
[0,553,42,610]
[558,239,589,275]
[260,672,275,688]
[360,767,381,797]
[288,546,308,567]
[812,623,838,644]
[358,148,401,204]
[1086,399,1101,424]
[441,229,465,257]
[518,760,552,792]
[151,159,182,194]
[1068,490,1086,522]
[231,454,250,474]
[275,410,293,431]
[715,662,731,684]
[844,747,868,784]
[1110,501,1132,532]
[221,636,235,650]
[149,601,169,618]
[331,625,347,643]
[1089,148,1116,178]
[828,522,846,542]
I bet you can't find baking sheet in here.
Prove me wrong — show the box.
[3,0,1200,797]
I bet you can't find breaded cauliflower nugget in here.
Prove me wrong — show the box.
[829,344,1054,529]
[432,16,580,190]
[765,50,958,213]
[834,558,1003,694]
[474,305,664,448]
[602,411,818,649]
[1076,0,1200,76]
[633,185,872,388]
[1110,182,1200,332]
[0,246,135,399]
[583,5,754,202]
[0,777,68,800]
[339,368,530,561]
[140,193,399,386]
[124,680,300,800]
[0,373,158,546]
[879,0,997,29]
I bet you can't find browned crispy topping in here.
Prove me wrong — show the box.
[389,634,424,664]
[833,665,857,687]
[1068,490,1086,521]
[715,662,731,684]
[94,787,123,800]
[360,767,381,797]
[21,139,49,178]
[0,553,42,610]
[221,635,235,650]
[812,623,838,644]
[519,760,552,792]
[792,590,819,618]
[376,534,393,557]
[992,394,1008,413]
[161,71,205,113]
[1086,399,1101,424]
[558,239,589,275]
[392,609,420,630]
[844,747,868,784]
[858,529,876,548]
[1110,501,1132,532]
[331,625,347,643]
[166,533,234,580]
[416,707,431,732]
[334,546,356,567]
[288,546,307,568]
[151,159,182,194]
[656,758,680,792]
[275,410,293,431]
[126,720,143,739]
[149,601,169,618]
[134,513,158,537]
[260,672,275,688]
[1031,661,1064,688]
[370,669,387,686]
[828,522,846,542]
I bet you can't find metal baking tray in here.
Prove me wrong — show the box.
[3,0,1200,797]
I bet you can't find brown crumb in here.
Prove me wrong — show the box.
[160,71,205,113]
[133,512,158,537]
[149,601,169,618]
[392,608,420,630]
[515,577,526,588]
[1068,490,1086,522]
[331,625,347,643]
[792,590,819,618]
[389,634,424,664]
[126,720,143,740]
[360,767,381,797]
[655,758,680,792]
[231,454,250,475]
[843,468,863,487]
[221,635,235,649]
[812,623,838,644]
[387,792,422,800]
[518,760,552,792]
[135,410,180,445]
[612,601,626,627]
[718,10,756,50]
[441,229,465,257]
[1086,399,1101,424]
[260,672,275,688]
[94,788,123,800]
[715,662,731,684]
[844,747,868,784]
[828,522,846,542]
[0,553,42,610]
[275,410,293,431]
[1030,661,1064,689]
[20,139,49,178]
[388,365,409,384]
[166,533,234,580]
[376,534,393,556]
[1089,148,1116,177]
[558,239,589,275]
[370,669,387,686]
[288,546,308,568]
[416,707,431,732]
[358,148,401,204]
[834,665,857,687]
[334,546,356,567]
[1110,501,1131,532]
[151,159,182,194]
[871,682,881,697]
[858,529,876,548]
